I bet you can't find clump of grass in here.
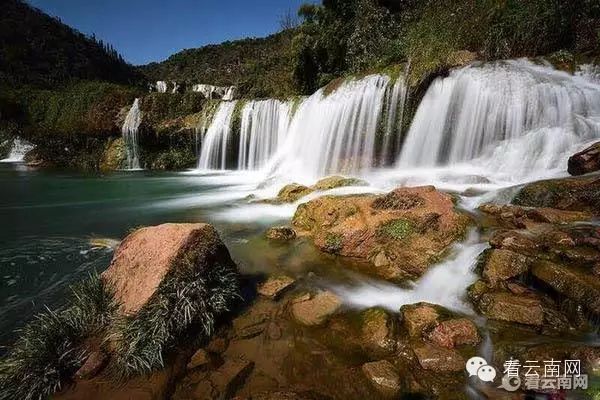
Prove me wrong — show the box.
[110,260,239,379]
[377,219,414,240]
[0,274,116,400]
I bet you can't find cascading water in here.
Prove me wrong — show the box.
[238,99,292,170]
[197,101,237,170]
[397,59,600,183]
[264,74,407,182]
[0,138,34,163]
[380,75,409,166]
[156,81,168,93]
[122,98,142,170]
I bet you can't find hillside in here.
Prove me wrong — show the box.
[0,0,140,87]
[139,31,296,98]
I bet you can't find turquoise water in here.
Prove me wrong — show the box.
[0,164,271,345]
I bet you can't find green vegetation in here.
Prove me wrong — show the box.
[324,232,344,253]
[292,0,600,90]
[111,260,239,379]
[140,31,297,99]
[1,0,140,87]
[0,274,116,400]
[377,219,414,240]
[0,257,240,397]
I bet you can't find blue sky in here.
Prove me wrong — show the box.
[28,0,315,65]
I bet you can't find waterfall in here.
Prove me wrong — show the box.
[122,98,142,170]
[397,59,600,181]
[380,75,409,166]
[156,81,168,93]
[238,99,292,170]
[264,74,406,181]
[197,101,238,170]
[0,138,34,163]
[192,84,237,100]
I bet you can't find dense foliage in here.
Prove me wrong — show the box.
[0,0,140,87]
[292,0,600,90]
[140,32,297,99]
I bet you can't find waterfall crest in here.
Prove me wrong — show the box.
[238,99,292,170]
[122,98,142,170]
[197,101,238,170]
[397,59,600,181]
[265,74,406,181]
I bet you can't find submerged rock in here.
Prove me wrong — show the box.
[512,176,600,215]
[361,360,402,398]
[292,186,470,280]
[291,291,342,326]
[360,308,398,355]
[257,275,296,300]
[568,141,600,175]
[102,223,238,315]
[265,226,297,241]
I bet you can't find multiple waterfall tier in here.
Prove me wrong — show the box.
[142,59,600,182]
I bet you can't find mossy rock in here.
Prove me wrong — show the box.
[277,183,314,203]
[377,219,414,240]
[100,137,126,171]
[313,175,368,191]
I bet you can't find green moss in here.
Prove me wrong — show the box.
[377,219,414,240]
[324,232,344,253]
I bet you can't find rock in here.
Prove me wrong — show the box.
[427,318,481,349]
[291,291,342,326]
[257,275,296,300]
[413,343,465,372]
[206,337,229,354]
[292,186,470,280]
[265,226,297,241]
[312,176,367,191]
[489,230,540,255]
[187,349,210,370]
[360,308,397,355]
[568,141,600,175]
[277,183,314,203]
[531,260,600,314]
[401,303,439,337]
[513,175,600,216]
[361,360,402,398]
[75,351,108,380]
[102,223,237,315]
[479,203,592,228]
[100,138,126,171]
[252,391,333,400]
[446,50,477,68]
[475,291,544,326]
[480,248,531,286]
[203,358,254,399]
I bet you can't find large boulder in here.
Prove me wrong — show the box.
[292,186,470,280]
[479,203,592,228]
[479,248,531,286]
[568,141,600,176]
[474,291,544,326]
[512,176,600,216]
[531,260,600,314]
[102,223,237,315]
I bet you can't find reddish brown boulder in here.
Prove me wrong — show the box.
[102,223,235,315]
[568,141,600,176]
[475,291,544,326]
[401,303,440,337]
[427,318,481,349]
[292,186,470,280]
[480,248,531,286]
